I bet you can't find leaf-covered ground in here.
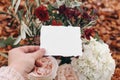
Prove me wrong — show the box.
[0,0,120,79]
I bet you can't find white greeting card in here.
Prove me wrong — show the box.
[40,26,82,56]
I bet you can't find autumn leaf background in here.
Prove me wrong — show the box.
[0,0,120,79]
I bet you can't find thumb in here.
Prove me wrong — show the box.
[31,48,46,59]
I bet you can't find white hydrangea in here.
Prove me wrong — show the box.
[71,38,115,80]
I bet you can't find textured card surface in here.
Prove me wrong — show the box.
[40,26,82,56]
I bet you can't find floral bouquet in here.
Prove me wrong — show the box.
[0,0,115,80]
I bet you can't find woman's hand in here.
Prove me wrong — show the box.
[8,46,45,76]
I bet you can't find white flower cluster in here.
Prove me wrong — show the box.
[71,38,115,80]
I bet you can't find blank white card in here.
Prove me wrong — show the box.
[40,26,82,56]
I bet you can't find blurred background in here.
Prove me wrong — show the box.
[0,0,120,79]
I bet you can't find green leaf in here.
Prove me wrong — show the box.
[0,37,20,48]
[0,39,6,47]
[15,0,21,13]
[94,32,100,41]
[25,0,30,20]
[29,4,34,15]
[17,10,24,23]
[11,0,13,4]
[29,22,37,35]
[9,20,14,27]
[4,37,15,46]
[35,0,40,7]
[76,18,81,26]
[60,57,71,65]
[25,0,29,10]
[48,4,56,11]
[0,43,6,47]
[12,0,17,7]
[29,16,34,25]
